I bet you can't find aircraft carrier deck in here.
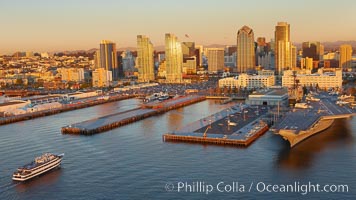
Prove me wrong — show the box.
[273,92,356,147]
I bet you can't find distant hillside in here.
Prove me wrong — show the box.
[295,41,356,50]
[322,41,356,50]
[52,41,356,55]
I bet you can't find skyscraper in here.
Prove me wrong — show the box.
[291,45,297,70]
[275,22,291,76]
[100,40,118,80]
[237,25,255,73]
[302,41,322,61]
[181,42,195,57]
[339,44,353,69]
[137,35,155,82]
[206,48,224,73]
[165,33,183,83]
[94,50,101,69]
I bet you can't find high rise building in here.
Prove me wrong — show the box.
[94,50,101,69]
[100,40,118,80]
[182,42,198,74]
[181,42,195,57]
[165,33,183,83]
[339,44,353,69]
[237,25,255,73]
[206,48,224,73]
[302,41,322,61]
[195,45,204,68]
[136,35,155,82]
[291,45,297,70]
[257,37,266,46]
[275,22,291,76]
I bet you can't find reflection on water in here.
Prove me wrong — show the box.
[15,168,62,193]
[277,119,354,170]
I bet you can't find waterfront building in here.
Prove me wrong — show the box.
[339,44,353,69]
[245,87,288,106]
[136,35,155,82]
[282,68,342,89]
[100,40,118,80]
[219,73,275,89]
[275,22,291,76]
[92,68,112,87]
[237,25,255,73]
[206,48,224,73]
[165,33,183,83]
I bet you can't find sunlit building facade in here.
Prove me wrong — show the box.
[275,22,291,76]
[92,68,112,87]
[282,69,342,89]
[165,33,183,83]
[136,35,155,82]
[58,68,84,82]
[206,48,224,73]
[100,40,118,80]
[237,25,255,73]
[339,44,353,69]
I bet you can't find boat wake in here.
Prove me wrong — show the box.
[0,182,19,193]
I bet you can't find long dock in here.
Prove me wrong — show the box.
[0,94,135,126]
[61,95,206,135]
[163,104,269,147]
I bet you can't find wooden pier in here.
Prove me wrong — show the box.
[61,95,206,135]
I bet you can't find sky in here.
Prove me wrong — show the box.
[0,0,355,54]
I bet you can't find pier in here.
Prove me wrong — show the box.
[61,95,206,135]
[0,94,135,126]
[163,104,269,147]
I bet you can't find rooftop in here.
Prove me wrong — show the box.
[250,88,288,96]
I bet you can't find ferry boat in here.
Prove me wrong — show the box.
[12,153,64,181]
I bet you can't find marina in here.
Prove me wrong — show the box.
[163,104,270,147]
[61,95,205,135]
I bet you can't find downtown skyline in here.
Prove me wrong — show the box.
[0,0,356,54]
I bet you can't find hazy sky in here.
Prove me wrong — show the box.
[0,0,355,54]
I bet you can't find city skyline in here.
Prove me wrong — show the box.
[1,0,356,54]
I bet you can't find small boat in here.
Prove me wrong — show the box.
[12,153,64,181]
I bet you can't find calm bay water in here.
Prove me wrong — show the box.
[0,99,355,199]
